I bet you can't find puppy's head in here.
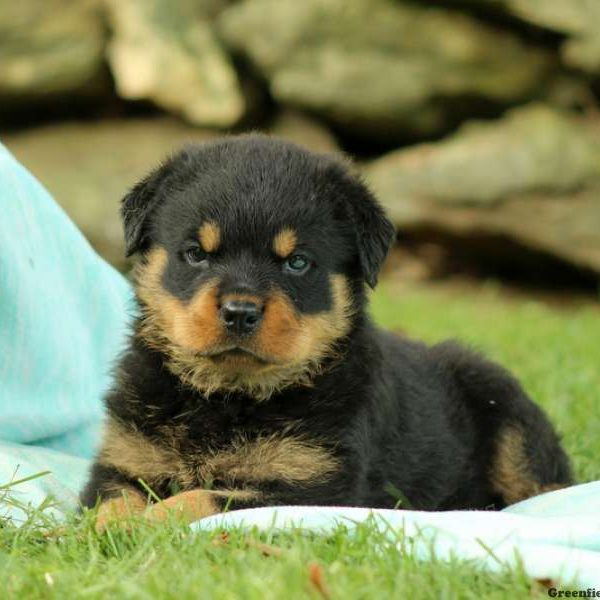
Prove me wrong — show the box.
[124,135,395,398]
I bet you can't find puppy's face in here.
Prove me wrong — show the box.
[123,135,394,398]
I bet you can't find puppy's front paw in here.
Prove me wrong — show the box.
[143,489,221,524]
[95,491,147,533]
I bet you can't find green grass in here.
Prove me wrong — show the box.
[2,281,599,599]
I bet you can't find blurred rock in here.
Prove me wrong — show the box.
[2,116,338,268]
[495,0,600,73]
[218,0,553,140]
[368,104,600,206]
[365,104,600,273]
[3,118,220,269]
[0,0,106,99]
[104,0,244,127]
[269,110,338,153]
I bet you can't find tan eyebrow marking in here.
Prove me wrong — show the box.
[273,228,297,258]
[198,222,221,253]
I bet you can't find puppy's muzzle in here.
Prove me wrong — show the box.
[220,300,263,336]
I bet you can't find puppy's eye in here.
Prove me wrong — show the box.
[284,254,311,275]
[185,246,208,267]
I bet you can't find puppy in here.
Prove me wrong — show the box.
[81,134,572,528]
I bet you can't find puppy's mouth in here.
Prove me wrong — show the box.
[203,346,272,366]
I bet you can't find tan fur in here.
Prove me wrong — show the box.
[255,275,352,366]
[98,419,338,493]
[221,293,263,306]
[490,426,566,505]
[198,222,221,253]
[135,247,354,399]
[273,228,297,258]
[174,284,222,350]
[136,248,222,352]
[199,435,340,486]
[294,274,354,365]
[96,488,258,530]
[253,292,303,362]
[99,418,186,486]
[143,489,259,524]
[95,487,147,532]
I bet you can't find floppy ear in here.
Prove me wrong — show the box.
[344,175,396,289]
[121,161,176,257]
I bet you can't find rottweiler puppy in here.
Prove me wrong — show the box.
[81,134,572,529]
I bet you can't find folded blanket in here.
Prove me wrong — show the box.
[1,140,598,589]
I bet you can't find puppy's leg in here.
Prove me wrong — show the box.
[81,462,152,532]
[489,422,572,505]
[486,382,572,505]
[433,341,573,507]
[143,489,261,525]
[95,487,148,532]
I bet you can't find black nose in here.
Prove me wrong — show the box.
[220,301,263,335]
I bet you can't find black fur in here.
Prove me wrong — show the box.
[82,134,572,513]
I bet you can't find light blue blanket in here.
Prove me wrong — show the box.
[0,141,131,516]
[0,141,598,588]
[194,485,600,588]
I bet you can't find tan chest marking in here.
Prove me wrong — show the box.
[99,419,187,487]
[199,435,340,486]
[99,419,339,491]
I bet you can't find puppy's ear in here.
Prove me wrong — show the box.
[121,161,176,257]
[344,174,396,289]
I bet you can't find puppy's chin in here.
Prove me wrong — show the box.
[204,348,273,371]
[164,347,319,400]
[138,307,353,400]
[137,306,324,399]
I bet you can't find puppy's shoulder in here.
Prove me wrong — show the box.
[371,326,432,367]
[426,339,517,389]
[368,326,436,390]
[372,329,517,396]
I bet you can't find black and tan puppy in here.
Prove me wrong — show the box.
[81,134,572,528]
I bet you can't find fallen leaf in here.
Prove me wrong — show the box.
[211,531,230,547]
[244,538,283,557]
[308,561,331,599]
